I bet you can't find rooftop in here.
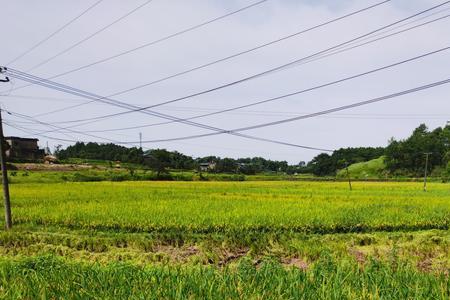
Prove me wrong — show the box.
[4,136,39,142]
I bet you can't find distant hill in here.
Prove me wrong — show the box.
[336,156,388,180]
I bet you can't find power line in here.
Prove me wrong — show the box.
[6,13,447,124]
[3,120,150,150]
[125,78,450,144]
[6,108,334,153]
[6,0,105,66]
[16,1,449,123]
[0,94,89,103]
[5,70,450,151]
[5,8,447,109]
[22,0,269,75]
[5,72,334,152]
[7,73,450,147]
[102,2,450,109]
[4,121,79,144]
[9,0,389,94]
[36,45,449,133]
[4,109,141,147]
[25,0,156,72]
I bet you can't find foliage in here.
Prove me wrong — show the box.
[336,156,388,179]
[385,124,450,176]
[308,147,385,176]
[55,143,293,174]
[143,149,173,176]
[56,142,144,164]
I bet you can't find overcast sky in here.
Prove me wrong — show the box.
[0,0,449,163]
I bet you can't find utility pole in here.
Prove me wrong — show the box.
[345,162,352,191]
[0,67,12,229]
[139,132,142,149]
[423,152,432,192]
[0,109,12,230]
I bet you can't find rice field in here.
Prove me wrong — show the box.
[1,180,450,299]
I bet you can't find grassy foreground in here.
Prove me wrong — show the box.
[1,254,449,299]
[0,181,449,299]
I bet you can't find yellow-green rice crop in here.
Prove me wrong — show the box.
[7,181,450,233]
[1,180,449,299]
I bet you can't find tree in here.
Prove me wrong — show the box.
[385,124,450,175]
[308,153,334,176]
[307,147,385,176]
[144,149,172,176]
[56,142,144,164]
[216,158,238,173]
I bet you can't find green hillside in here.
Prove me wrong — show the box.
[337,156,388,180]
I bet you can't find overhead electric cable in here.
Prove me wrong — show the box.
[5,72,334,152]
[26,0,156,72]
[4,122,79,143]
[7,72,450,148]
[5,69,449,151]
[15,0,449,123]
[7,107,333,152]
[17,9,450,120]
[23,0,269,74]
[34,45,450,133]
[9,0,389,93]
[5,108,138,146]
[102,2,450,110]
[120,78,450,143]
[4,41,449,133]
[6,0,105,66]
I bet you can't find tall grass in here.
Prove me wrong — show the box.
[0,255,448,299]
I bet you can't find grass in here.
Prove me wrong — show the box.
[7,169,248,184]
[337,156,450,181]
[1,254,449,299]
[0,180,449,298]
[337,156,388,179]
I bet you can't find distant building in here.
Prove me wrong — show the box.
[4,137,45,161]
[199,162,216,172]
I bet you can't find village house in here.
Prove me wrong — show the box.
[4,136,45,161]
[199,162,216,172]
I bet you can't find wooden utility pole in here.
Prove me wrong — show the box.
[0,67,12,229]
[423,152,432,192]
[0,109,12,229]
[345,164,352,191]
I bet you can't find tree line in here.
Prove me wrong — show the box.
[385,124,450,176]
[307,123,449,176]
[55,142,294,175]
[55,123,450,177]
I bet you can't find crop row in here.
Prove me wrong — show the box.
[6,181,450,234]
[0,254,449,299]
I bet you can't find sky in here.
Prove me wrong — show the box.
[0,0,449,163]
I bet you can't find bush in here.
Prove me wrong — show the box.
[71,173,103,182]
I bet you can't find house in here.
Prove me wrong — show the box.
[4,137,45,161]
[199,162,216,172]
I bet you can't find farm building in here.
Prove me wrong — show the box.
[4,136,45,161]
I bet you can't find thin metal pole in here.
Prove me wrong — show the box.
[0,109,12,229]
